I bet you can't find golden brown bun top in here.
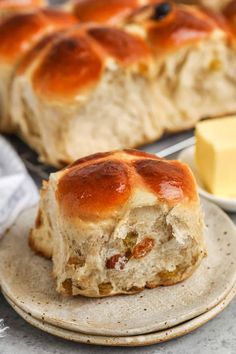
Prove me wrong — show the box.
[0,8,76,63]
[72,0,218,37]
[72,0,162,24]
[19,24,150,99]
[0,0,45,12]
[128,2,218,51]
[56,150,198,220]
[17,3,223,101]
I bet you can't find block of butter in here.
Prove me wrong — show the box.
[195,117,236,198]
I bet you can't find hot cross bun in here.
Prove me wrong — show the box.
[29,149,206,297]
[0,7,76,132]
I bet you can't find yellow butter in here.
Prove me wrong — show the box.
[195,117,236,198]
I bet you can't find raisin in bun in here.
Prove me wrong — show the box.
[11,2,236,166]
[0,8,76,132]
[30,150,206,297]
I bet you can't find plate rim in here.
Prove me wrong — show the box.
[0,200,236,336]
[3,284,236,347]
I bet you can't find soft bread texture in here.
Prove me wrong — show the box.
[0,8,76,132]
[30,149,206,297]
[11,3,236,166]
[29,180,53,259]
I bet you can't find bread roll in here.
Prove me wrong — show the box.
[12,22,154,165]
[30,149,206,297]
[11,2,236,166]
[0,8,76,132]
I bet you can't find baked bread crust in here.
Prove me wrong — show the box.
[0,8,76,132]
[30,150,206,297]
[71,0,164,24]
[0,2,235,165]
[223,0,236,27]
[0,0,45,17]
[11,2,236,166]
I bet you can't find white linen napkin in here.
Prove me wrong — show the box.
[0,136,39,336]
[0,135,39,236]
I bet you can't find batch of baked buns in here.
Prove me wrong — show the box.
[1,0,236,298]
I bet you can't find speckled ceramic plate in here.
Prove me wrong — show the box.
[0,199,236,337]
[3,286,236,347]
[179,147,236,212]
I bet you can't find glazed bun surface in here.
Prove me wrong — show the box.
[71,0,161,24]
[0,7,76,132]
[0,9,76,63]
[0,0,45,17]
[30,150,206,297]
[11,3,236,166]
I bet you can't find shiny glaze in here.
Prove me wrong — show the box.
[146,6,216,51]
[69,151,113,168]
[21,3,223,100]
[0,0,43,11]
[0,9,76,62]
[33,32,103,99]
[32,25,149,99]
[88,27,150,65]
[73,0,139,24]
[73,0,165,24]
[57,160,131,220]
[17,32,58,74]
[57,150,197,220]
[134,158,196,203]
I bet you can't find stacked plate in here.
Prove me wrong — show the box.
[0,200,236,347]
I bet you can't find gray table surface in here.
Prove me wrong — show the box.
[0,131,236,354]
